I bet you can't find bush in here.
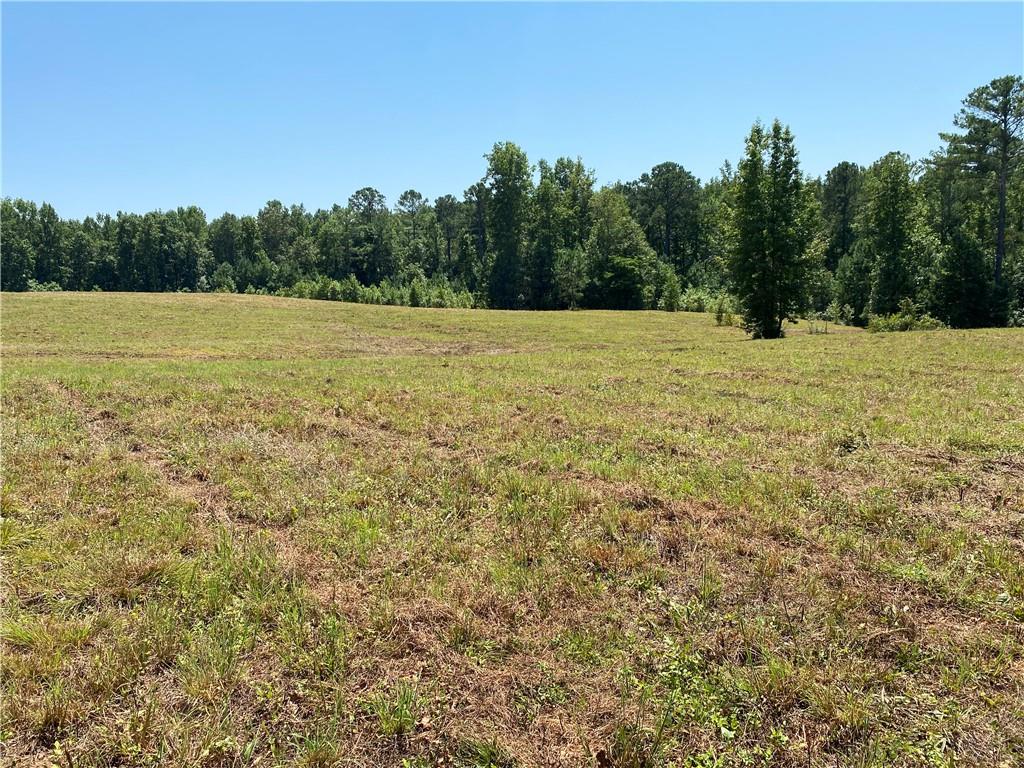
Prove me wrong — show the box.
[680,287,737,316]
[805,313,829,334]
[273,273,474,310]
[867,299,945,332]
[652,263,682,311]
[825,300,855,326]
[714,295,736,327]
[408,279,424,307]
[27,279,62,292]
[679,287,713,313]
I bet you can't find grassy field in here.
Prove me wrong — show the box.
[2,293,1022,768]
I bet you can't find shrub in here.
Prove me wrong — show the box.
[714,295,736,327]
[680,287,737,317]
[867,299,945,333]
[680,287,713,313]
[652,262,682,312]
[408,279,424,308]
[805,313,829,334]
[273,273,474,310]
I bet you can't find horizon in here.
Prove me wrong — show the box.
[3,2,1022,220]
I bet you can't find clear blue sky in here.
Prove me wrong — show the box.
[3,2,1022,221]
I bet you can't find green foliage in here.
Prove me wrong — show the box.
[835,242,874,325]
[280,273,473,309]
[584,189,659,309]
[860,152,921,317]
[1,198,38,291]
[621,161,705,280]
[822,161,863,272]
[652,262,682,311]
[553,246,587,309]
[454,739,518,768]
[366,680,420,736]
[929,235,992,328]
[729,120,814,338]
[920,148,997,328]
[486,142,533,309]
[867,298,946,332]
[943,75,1024,293]
[3,75,1023,325]
[210,262,236,294]
[713,294,736,326]
[527,162,561,310]
[805,234,838,313]
[678,286,730,313]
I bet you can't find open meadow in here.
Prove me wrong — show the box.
[2,293,1023,767]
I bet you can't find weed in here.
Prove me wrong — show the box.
[366,679,421,737]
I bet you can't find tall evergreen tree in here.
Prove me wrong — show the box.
[36,203,65,286]
[257,200,292,264]
[395,189,430,271]
[944,75,1024,292]
[931,233,991,327]
[348,188,394,284]
[433,194,461,277]
[235,215,274,290]
[922,150,993,327]
[1,198,37,291]
[485,142,533,309]
[316,210,352,280]
[623,162,703,278]
[527,161,561,309]
[860,152,920,316]
[65,223,97,291]
[821,161,862,272]
[729,121,813,338]
[835,245,874,324]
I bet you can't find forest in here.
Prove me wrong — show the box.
[2,75,1022,335]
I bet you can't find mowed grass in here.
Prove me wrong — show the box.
[2,292,1022,768]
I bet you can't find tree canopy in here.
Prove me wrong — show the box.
[4,75,1023,331]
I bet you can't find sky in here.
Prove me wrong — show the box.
[2,2,1022,221]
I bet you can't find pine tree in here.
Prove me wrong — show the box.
[931,232,991,327]
[729,120,813,338]
[528,161,561,309]
[860,153,919,317]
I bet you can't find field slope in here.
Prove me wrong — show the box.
[2,293,1023,767]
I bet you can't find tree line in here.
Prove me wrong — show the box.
[3,75,1021,335]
